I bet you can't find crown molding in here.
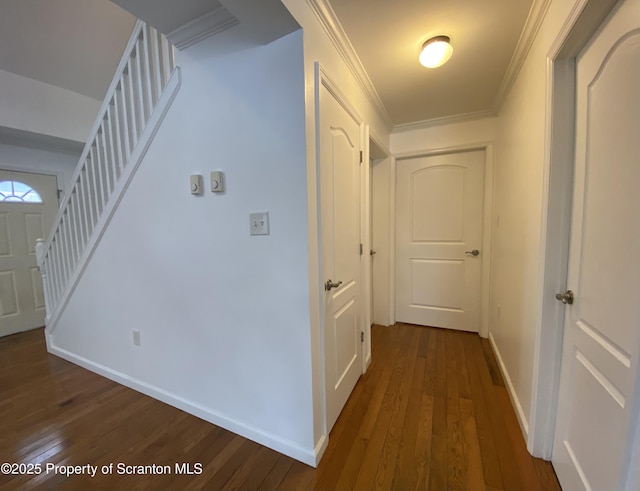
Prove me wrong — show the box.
[492,0,552,113]
[306,0,393,131]
[167,6,239,50]
[392,110,495,134]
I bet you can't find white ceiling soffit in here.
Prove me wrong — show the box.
[326,0,551,128]
[0,0,136,101]
[218,0,300,45]
[112,0,299,49]
[0,126,84,156]
[110,0,236,50]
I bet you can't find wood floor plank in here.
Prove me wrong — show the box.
[473,338,522,491]
[496,386,546,491]
[462,333,505,490]
[0,325,560,491]
[481,338,505,387]
[533,457,562,491]
[256,455,293,491]
[317,324,400,491]
[413,392,434,489]
[391,355,426,490]
[372,328,421,490]
[456,332,472,399]
[429,328,448,491]
[412,326,435,490]
[460,397,487,491]
[445,329,465,491]
[352,325,417,490]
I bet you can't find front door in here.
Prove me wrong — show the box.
[395,150,484,331]
[552,0,640,489]
[319,81,362,432]
[0,170,59,336]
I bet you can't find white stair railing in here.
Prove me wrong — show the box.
[36,20,179,327]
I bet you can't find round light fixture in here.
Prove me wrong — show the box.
[419,35,453,68]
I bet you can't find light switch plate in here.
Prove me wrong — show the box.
[250,212,270,236]
[190,174,203,195]
[211,171,224,193]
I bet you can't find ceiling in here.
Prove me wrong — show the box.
[0,0,135,101]
[0,0,534,127]
[329,0,534,126]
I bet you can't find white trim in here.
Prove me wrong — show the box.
[392,141,495,337]
[492,0,553,112]
[392,110,494,134]
[167,7,239,50]
[362,124,371,371]
[45,69,182,333]
[46,335,317,466]
[388,155,396,325]
[306,0,393,131]
[489,332,530,436]
[313,434,328,467]
[317,64,363,125]
[312,61,328,445]
[480,143,496,339]
[530,0,620,459]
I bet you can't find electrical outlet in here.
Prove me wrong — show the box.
[249,212,270,236]
[133,330,141,346]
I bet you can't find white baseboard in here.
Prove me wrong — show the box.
[47,335,317,466]
[488,332,530,437]
[313,434,328,467]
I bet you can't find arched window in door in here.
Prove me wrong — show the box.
[0,180,43,203]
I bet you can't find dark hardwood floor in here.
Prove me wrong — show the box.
[0,324,561,490]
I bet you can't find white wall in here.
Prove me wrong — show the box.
[280,0,392,457]
[489,0,609,441]
[0,69,100,143]
[49,28,317,464]
[0,142,80,194]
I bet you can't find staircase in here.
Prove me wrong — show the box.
[36,20,181,331]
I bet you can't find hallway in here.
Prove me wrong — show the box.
[0,324,560,490]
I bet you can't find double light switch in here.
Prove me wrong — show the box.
[190,171,225,195]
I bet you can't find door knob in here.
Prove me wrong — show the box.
[465,249,480,256]
[325,279,343,291]
[555,290,574,305]
[370,250,376,256]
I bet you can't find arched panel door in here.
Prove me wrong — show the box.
[0,170,58,336]
[552,0,640,489]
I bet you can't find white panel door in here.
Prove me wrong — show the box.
[320,82,362,432]
[395,151,484,331]
[0,170,58,336]
[552,1,640,489]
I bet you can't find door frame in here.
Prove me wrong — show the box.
[369,140,394,329]
[315,62,367,433]
[530,0,626,460]
[392,143,495,338]
[0,166,63,203]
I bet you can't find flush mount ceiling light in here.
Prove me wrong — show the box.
[419,35,453,68]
